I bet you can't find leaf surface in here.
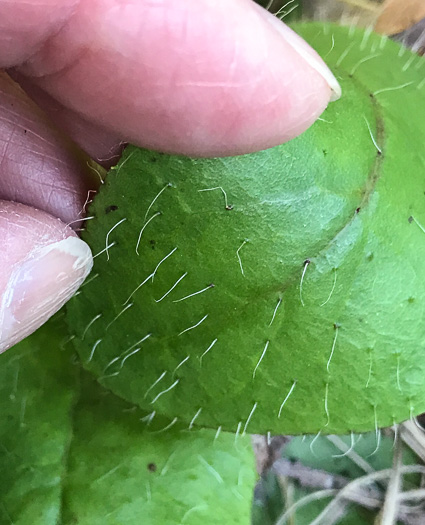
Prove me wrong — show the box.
[0,317,76,525]
[0,320,255,524]
[67,23,425,434]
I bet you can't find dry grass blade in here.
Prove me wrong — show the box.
[398,488,425,502]
[399,421,425,464]
[327,435,375,474]
[272,457,350,489]
[278,477,297,525]
[275,489,339,525]
[307,466,425,525]
[376,432,403,524]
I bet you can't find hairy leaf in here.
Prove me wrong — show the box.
[0,320,255,524]
[0,316,76,525]
[67,23,425,434]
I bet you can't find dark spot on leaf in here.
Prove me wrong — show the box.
[148,462,157,472]
[322,149,327,156]
[333,322,341,330]
[105,205,118,214]
[150,157,158,163]
[355,207,361,214]
[408,297,415,304]
[366,252,374,262]
[408,216,413,223]
[225,205,234,210]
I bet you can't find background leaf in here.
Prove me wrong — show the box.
[0,316,77,525]
[0,319,256,524]
[61,376,256,525]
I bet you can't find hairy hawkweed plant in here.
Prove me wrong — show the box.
[66,22,425,437]
[0,318,256,525]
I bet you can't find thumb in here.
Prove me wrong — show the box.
[0,201,92,353]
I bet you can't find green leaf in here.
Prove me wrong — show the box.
[0,320,256,524]
[66,22,425,435]
[61,377,256,525]
[0,316,77,525]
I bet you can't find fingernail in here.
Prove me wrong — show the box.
[0,236,93,353]
[257,7,341,101]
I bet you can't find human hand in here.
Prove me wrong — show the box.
[0,0,340,353]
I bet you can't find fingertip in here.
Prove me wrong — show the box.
[254,5,341,103]
[0,202,92,353]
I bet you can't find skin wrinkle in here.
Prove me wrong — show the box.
[228,32,240,84]
[0,120,72,170]
[6,177,81,219]
[1,176,81,225]
[27,176,80,202]
[154,69,265,148]
[181,20,267,143]
[27,148,70,168]
[0,123,16,180]
[199,4,271,139]
[17,168,80,195]
[1,225,68,261]
[0,72,92,223]
[7,71,124,167]
[43,185,57,213]
[0,112,59,151]
[0,203,70,260]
